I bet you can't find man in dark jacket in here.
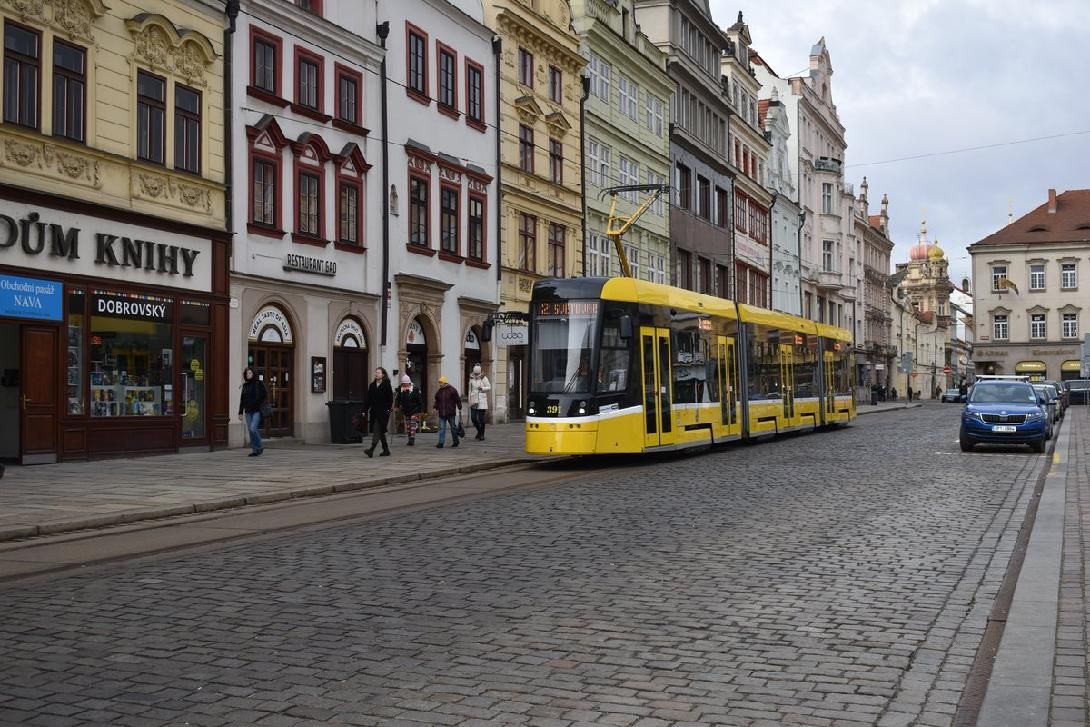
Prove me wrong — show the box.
[394,374,424,446]
[433,375,461,448]
[237,367,268,456]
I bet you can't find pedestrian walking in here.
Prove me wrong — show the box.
[237,367,268,457]
[363,367,394,458]
[467,364,491,440]
[394,374,424,446]
[906,384,913,403]
[433,375,462,448]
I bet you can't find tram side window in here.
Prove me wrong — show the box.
[672,327,710,403]
[794,337,818,398]
[837,352,853,396]
[747,329,782,400]
[597,310,632,394]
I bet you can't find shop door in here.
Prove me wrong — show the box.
[780,344,795,421]
[20,326,59,463]
[250,345,293,437]
[641,327,674,449]
[507,347,524,420]
[181,334,208,443]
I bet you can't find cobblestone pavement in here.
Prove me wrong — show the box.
[0,405,1049,727]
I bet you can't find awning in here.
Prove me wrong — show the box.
[1015,361,1047,373]
[1062,360,1082,372]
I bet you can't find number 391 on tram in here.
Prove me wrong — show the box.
[524,276,855,455]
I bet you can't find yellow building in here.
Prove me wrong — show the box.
[481,0,585,421]
[0,0,230,462]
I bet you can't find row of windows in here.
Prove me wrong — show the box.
[586,139,667,214]
[735,263,770,307]
[583,50,666,137]
[517,125,565,184]
[678,15,719,78]
[991,262,1079,292]
[585,234,667,283]
[676,164,730,227]
[674,85,727,155]
[992,312,1080,341]
[3,23,201,174]
[408,169,487,264]
[515,213,566,277]
[406,23,485,130]
[734,139,766,186]
[734,191,769,244]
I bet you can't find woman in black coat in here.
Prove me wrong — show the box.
[363,367,394,457]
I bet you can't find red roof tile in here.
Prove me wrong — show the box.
[972,189,1090,246]
[868,214,883,229]
[757,99,769,128]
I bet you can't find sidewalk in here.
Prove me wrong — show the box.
[0,422,536,542]
[975,406,1089,726]
[857,400,923,415]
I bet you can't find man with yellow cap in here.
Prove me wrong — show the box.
[433,375,462,448]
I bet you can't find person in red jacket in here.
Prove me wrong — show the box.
[433,375,462,448]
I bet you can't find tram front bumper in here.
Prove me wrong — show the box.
[525,420,598,455]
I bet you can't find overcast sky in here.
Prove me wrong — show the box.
[707,0,1090,284]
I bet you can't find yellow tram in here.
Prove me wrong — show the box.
[525,276,855,455]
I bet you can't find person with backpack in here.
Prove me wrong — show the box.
[467,364,491,441]
[394,374,424,446]
[363,367,394,457]
[433,375,462,448]
[237,367,268,457]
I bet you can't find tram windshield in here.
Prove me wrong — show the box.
[531,299,600,394]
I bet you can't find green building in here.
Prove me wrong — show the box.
[572,0,672,283]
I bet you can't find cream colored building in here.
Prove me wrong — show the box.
[482,0,585,421]
[969,188,1089,382]
[0,0,231,463]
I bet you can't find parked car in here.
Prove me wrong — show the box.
[1044,381,1067,418]
[1068,379,1090,405]
[1032,384,1059,433]
[960,380,1050,453]
[940,388,964,403]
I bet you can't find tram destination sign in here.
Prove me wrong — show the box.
[534,301,599,317]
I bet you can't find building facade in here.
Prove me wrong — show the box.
[381,0,500,416]
[228,0,384,445]
[969,188,1089,382]
[762,88,801,315]
[573,0,671,287]
[721,13,771,307]
[635,0,732,297]
[483,0,585,421]
[893,219,954,398]
[855,179,894,392]
[754,38,853,329]
[0,0,230,462]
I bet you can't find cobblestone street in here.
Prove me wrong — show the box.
[0,406,1054,726]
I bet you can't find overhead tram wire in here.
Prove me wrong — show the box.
[847,129,1090,168]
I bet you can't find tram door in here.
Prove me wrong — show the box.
[641,327,674,449]
[823,350,836,417]
[779,344,795,421]
[716,335,739,430]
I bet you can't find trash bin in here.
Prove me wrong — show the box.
[327,400,364,444]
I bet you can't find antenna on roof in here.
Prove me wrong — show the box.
[1007,199,1013,225]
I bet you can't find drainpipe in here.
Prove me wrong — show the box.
[579,74,590,277]
[796,209,806,316]
[224,0,239,236]
[768,191,778,309]
[493,35,502,286]
[377,20,390,347]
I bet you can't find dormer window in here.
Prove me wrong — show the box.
[295,0,322,15]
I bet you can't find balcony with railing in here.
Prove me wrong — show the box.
[814,156,843,173]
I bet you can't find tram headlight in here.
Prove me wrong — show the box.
[528,403,536,415]
[578,400,587,415]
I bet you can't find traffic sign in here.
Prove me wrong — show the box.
[943,366,951,375]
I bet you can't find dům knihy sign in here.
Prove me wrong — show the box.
[0,273,63,321]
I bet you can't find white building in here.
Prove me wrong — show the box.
[228,0,384,444]
[378,0,500,404]
[761,88,801,315]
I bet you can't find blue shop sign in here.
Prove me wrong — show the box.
[0,273,63,321]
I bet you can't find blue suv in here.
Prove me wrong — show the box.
[960,381,1049,453]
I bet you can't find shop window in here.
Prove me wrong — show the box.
[52,40,85,142]
[466,59,484,129]
[3,23,39,130]
[467,194,485,261]
[406,23,428,101]
[518,213,536,272]
[174,84,201,174]
[437,43,457,113]
[136,70,166,164]
[181,300,211,326]
[440,185,459,255]
[66,289,85,416]
[409,173,429,247]
[89,292,174,417]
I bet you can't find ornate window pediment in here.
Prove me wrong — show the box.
[2,0,108,43]
[292,132,332,165]
[126,13,217,87]
[246,115,289,152]
[513,95,544,122]
[1026,304,1049,315]
[335,143,371,176]
[988,305,1011,316]
[545,111,571,137]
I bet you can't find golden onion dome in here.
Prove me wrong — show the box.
[928,243,945,260]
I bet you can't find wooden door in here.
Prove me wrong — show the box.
[20,326,58,463]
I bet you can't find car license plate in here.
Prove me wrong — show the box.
[992,425,1017,433]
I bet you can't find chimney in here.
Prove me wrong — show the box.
[1048,188,1057,214]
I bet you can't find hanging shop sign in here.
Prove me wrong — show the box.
[249,305,294,344]
[496,322,528,347]
[283,253,337,277]
[92,291,173,322]
[334,318,366,348]
[464,328,480,350]
[407,319,427,346]
[0,203,212,291]
[0,273,63,321]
